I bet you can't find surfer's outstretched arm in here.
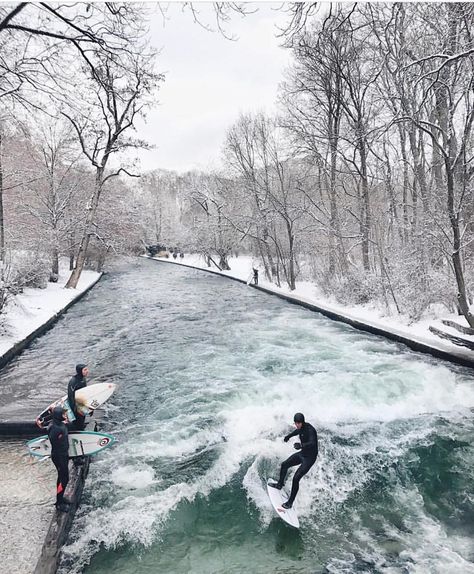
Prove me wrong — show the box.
[284,429,299,442]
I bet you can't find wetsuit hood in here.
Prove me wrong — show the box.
[52,406,64,423]
[76,363,87,376]
[294,412,305,424]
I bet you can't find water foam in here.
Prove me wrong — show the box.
[58,269,474,573]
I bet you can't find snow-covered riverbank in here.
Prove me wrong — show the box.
[0,266,101,358]
[147,253,474,365]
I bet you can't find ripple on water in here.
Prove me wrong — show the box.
[0,260,472,574]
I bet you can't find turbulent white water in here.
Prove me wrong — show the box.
[1,259,472,573]
[62,263,474,573]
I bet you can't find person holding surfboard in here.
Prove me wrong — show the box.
[48,406,71,512]
[67,363,89,430]
[270,412,318,509]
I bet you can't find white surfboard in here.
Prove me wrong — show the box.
[267,479,299,528]
[27,430,115,458]
[36,382,116,428]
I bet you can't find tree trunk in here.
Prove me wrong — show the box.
[257,240,271,280]
[66,166,104,288]
[383,142,403,244]
[262,234,278,286]
[69,228,75,270]
[358,121,371,271]
[286,219,296,290]
[218,253,230,270]
[51,247,59,281]
[328,116,337,275]
[49,225,60,281]
[328,112,347,275]
[0,125,5,262]
[407,127,428,224]
[397,123,410,244]
[97,246,109,273]
[446,160,474,326]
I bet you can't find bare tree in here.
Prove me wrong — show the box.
[63,44,162,287]
[0,3,153,268]
[225,113,309,290]
[137,170,183,246]
[0,3,145,47]
[17,121,88,279]
[0,3,150,108]
[180,171,243,270]
[281,16,349,277]
[275,2,472,319]
[397,3,474,326]
[0,120,5,260]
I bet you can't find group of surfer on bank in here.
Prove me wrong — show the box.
[47,363,89,512]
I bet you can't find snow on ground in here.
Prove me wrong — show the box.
[150,253,474,360]
[0,262,101,357]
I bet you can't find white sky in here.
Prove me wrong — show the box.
[135,2,292,173]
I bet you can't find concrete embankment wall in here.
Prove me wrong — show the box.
[34,459,90,574]
[0,420,44,436]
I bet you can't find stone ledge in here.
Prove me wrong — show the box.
[34,458,90,574]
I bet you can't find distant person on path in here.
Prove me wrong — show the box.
[253,268,259,286]
[173,250,178,259]
[67,363,89,430]
[179,252,184,259]
[269,413,318,509]
[48,406,71,512]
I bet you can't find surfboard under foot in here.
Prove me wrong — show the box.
[266,478,299,528]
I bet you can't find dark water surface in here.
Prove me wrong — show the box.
[1,258,473,574]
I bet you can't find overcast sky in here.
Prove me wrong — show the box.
[135,3,292,174]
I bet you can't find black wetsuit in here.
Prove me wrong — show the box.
[48,418,69,505]
[279,422,318,505]
[253,269,259,285]
[67,367,87,430]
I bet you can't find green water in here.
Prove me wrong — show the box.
[33,260,473,574]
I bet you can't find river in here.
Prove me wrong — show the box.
[1,258,473,573]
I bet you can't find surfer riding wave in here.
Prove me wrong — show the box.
[269,412,318,509]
